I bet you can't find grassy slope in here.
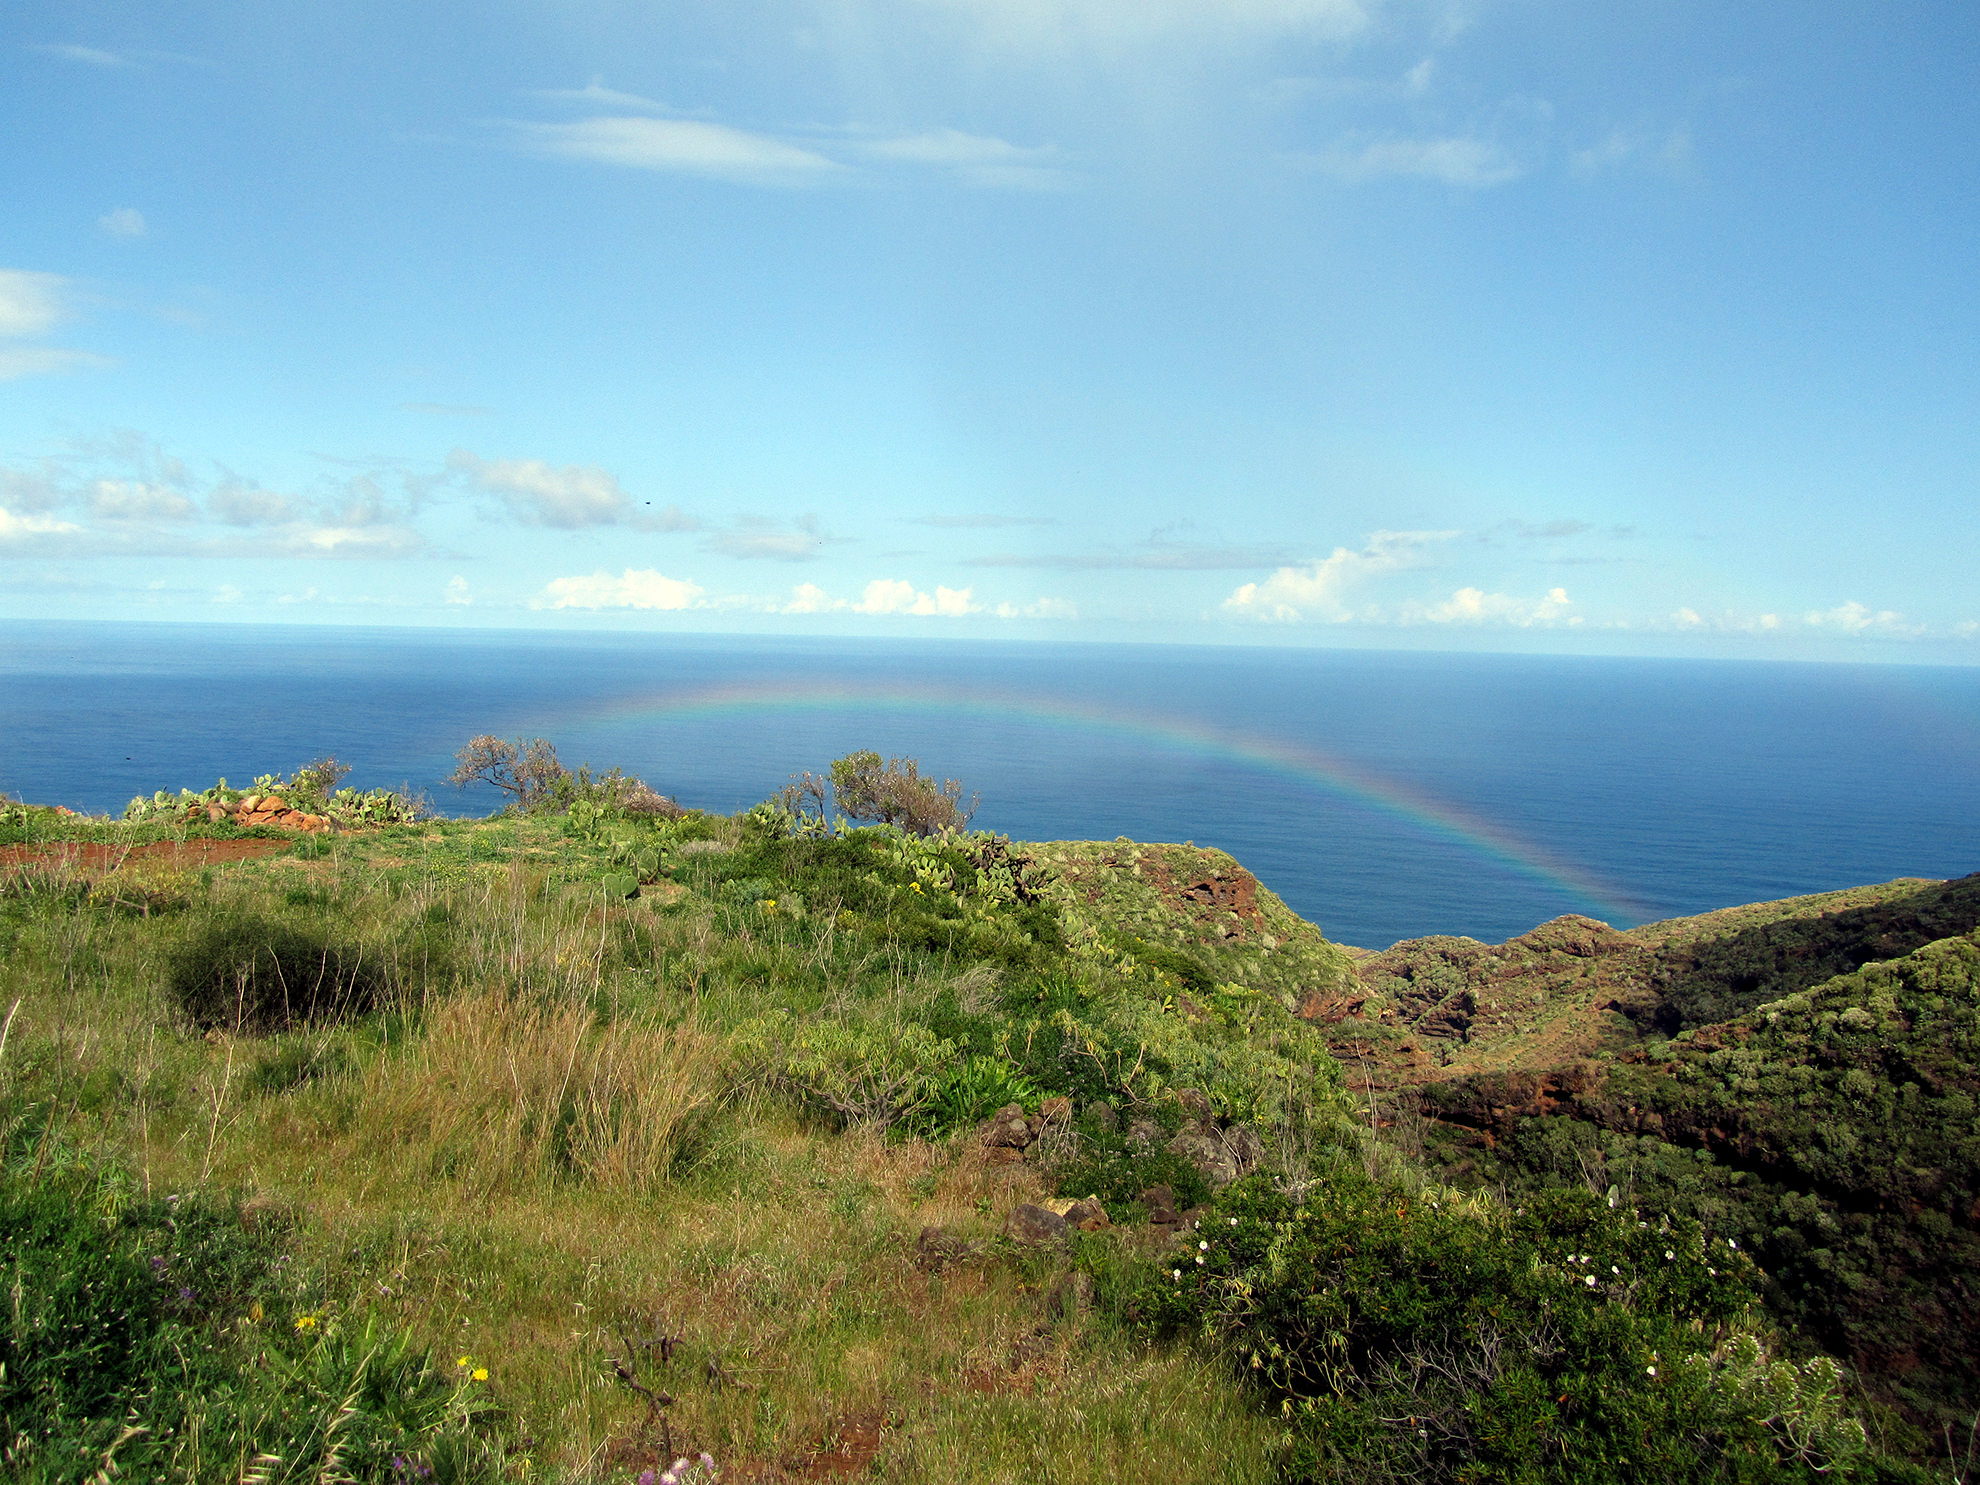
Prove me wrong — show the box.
[4,800,1966,1480]
[1,811,1338,1483]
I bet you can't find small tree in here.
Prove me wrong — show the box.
[447,735,569,812]
[289,756,352,804]
[826,750,978,837]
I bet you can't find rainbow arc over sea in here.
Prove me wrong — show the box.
[576,677,1643,927]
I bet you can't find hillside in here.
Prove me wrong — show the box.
[0,775,1965,1483]
[1337,876,1980,1439]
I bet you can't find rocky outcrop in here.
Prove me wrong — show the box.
[186,793,335,833]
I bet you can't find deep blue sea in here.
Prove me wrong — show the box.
[3,620,1976,949]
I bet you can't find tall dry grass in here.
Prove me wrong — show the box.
[361,991,725,1195]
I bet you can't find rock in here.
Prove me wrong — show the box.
[1168,1129,1240,1188]
[1126,1117,1162,1149]
[1085,1100,1119,1134]
[1174,1087,1214,1132]
[1062,1197,1109,1231]
[983,1147,1026,1166]
[1178,1205,1209,1230]
[1001,1204,1069,1246]
[1223,1124,1265,1175]
[983,1104,1033,1149]
[1042,1269,1095,1321]
[1038,1095,1073,1126]
[1140,1185,1180,1225]
[241,794,261,812]
[205,803,227,822]
[916,1225,976,1272]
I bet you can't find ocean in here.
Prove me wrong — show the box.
[3,619,1975,949]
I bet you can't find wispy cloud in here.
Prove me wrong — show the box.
[403,401,491,417]
[98,207,147,238]
[905,0,1370,51]
[0,270,69,338]
[534,568,706,610]
[861,128,1074,188]
[89,480,197,523]
[0,507,83,541]
[970,529,1292,569]
[509,117,843,186]
[1570,125,1692,180]
[531,82,668,112]
[1306,134,1522,187]
[0,269,109,380]
[27,43,133,68]
[912,512,1056,529]
[705,514,831,561]
[1224,529,1456,621]
[449,448,693,530]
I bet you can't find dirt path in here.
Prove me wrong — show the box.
[0,838,291,871]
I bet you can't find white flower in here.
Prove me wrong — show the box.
[1199,1241,1209,1251]
[1727,1239,1737,1249]
[1646,1366,1657,1377]
[1665,1250,1675,1260]
[1584,1275,1597,1286]
[1611,1265,1621,1275]
[1196,1255,1205,1265]
[1229,1217,1238,1226]
[1171,1269,1182,1280]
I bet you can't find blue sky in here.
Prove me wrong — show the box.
[3,0,1976,659]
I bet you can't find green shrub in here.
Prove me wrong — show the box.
[0,1148,504,1484]
[168,914,387,1033]
[1133,1176,1909,1484]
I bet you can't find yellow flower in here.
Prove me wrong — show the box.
[911,882,923,893]
[457,1355,471,1369]
[294,1314,318,1332]
[248,1301,264,1322]
[472,1367,489,1382]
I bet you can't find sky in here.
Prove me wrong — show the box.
[2,0,1976,660]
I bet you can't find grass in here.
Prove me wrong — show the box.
[0,810,1304,1482]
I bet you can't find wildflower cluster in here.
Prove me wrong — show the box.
[638,1453,718,1485]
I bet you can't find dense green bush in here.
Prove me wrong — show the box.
[0,1129,505,1483]
[168,913,388,1032]
[1134,1176,1922,1484]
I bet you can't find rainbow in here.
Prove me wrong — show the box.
[566,678,1644,925]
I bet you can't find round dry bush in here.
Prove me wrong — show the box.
[169,915,385,1033]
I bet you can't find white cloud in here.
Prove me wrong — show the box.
[707,515,829,561]
[851,578,977,615]
[511,117,842,185]
[99,207,147,238]
[1408,585,1579,627]
[781,582,840,613]
[0,507,82,541]
[0,270,68,337]
[1804,600,1921,635]
[994,596,1077,618]
[445,575,472,606]
[212,584,243,604]
[448,449,636,528]
[535,568,706,610]
[207,482,304,526]
[1224,530,1454,621]
[1308,135,1522,187]
[89,480,196,522]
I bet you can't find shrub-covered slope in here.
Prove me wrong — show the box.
[1409,913,1980,1440]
